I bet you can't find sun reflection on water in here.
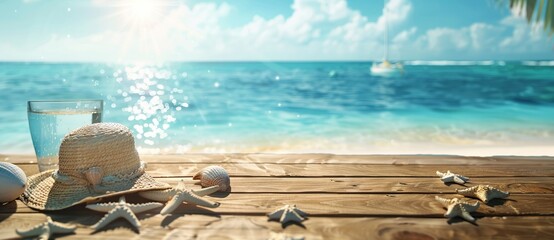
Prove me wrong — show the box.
[113,65,188,153]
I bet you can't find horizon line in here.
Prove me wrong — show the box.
[1,59,553,65]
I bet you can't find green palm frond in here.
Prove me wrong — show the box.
[503,0,554,35]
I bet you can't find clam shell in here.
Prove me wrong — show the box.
[0,162,27,203]
[193,166,230,192]
[83,167,104,186]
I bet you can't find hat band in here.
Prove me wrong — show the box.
[52,161,147,187]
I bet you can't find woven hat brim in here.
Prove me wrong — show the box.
[21,170,171,211]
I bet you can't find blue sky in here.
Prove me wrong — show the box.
[0,0,552,62]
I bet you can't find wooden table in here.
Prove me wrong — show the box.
[1,154,554,239]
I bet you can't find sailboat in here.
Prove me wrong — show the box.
[371,0,403,75]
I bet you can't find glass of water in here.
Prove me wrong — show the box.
[27,100,103,172]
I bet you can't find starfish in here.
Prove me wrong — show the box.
[435,196,480,222]
[16,216,76,240]
[138,180,220,215]
[456,185,510,203]
[86,196,163,231]
[436,170,469,185]
[267,204,308,225]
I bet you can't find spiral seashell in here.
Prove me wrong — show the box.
[0,162,27,203]
[83,167,104,187]
[193,166,230,192]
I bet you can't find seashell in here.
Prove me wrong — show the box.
[0,162,27,203]
[193,166,230,192]
[83,166,104,187]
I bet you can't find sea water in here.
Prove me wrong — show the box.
[28,111,101,171]
[2,61,554,156]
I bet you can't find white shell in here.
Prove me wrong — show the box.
[193,166,230,192]
[83,167,103,186]
[0,162,27,203]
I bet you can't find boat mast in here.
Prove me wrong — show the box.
[384,0,388,61]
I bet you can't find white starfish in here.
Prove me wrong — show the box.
[456,185,510,203]
[139,180,220,215]
[435,196,480,222]
[16,216,76,240]
[86,196,163,231]
[436,170,469,185]
[267,204,308,225]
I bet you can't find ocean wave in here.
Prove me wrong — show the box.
[404,60,498,66]
[521,60,554,66]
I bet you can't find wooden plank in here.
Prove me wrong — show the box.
[1,214,553,240]
[7,193,554,216]
[155,177,554,194]
[148,163,554,177]
[4,154,554,165]
[16,163,554,177]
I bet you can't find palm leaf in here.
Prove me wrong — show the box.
[503,0,554,35]
[546,0,554,33]
[525,0,537,22]
[536,0,545,22]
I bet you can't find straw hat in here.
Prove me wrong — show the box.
[21,122,171,210]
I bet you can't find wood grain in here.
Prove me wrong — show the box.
[15,163,554,177]
[1,214,553,240]
[6,193,554,216]
[4,154,554,165]
[155,177,554,194]
[2,154,553,240]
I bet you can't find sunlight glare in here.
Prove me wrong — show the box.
[123,0,161,26]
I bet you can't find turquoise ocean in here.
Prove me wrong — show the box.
[1,61,553,156]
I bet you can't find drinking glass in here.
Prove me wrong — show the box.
[27,100,103,172]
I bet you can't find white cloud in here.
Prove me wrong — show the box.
[34,2,233,62]
[393,27,417,43]
[44,0,413,61]
[320,0,351,21]
[499,15,548,51]
[400,10,551,60]
[470,23,502,50]
[7,0,552,62]
[378,0,412,29]
[426,27,470,50]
